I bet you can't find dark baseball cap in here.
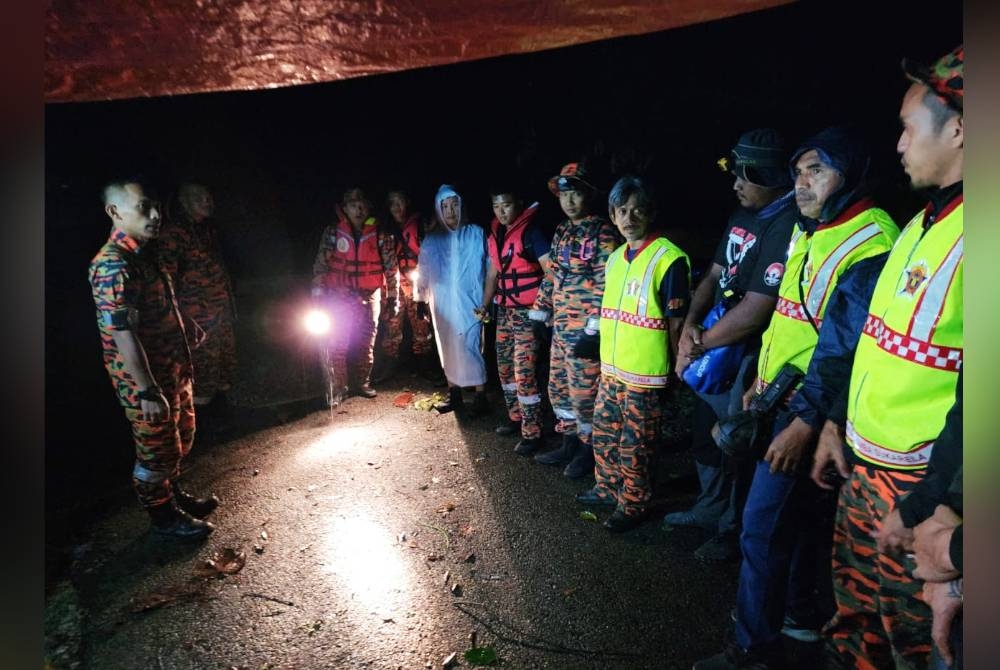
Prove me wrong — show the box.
[902,45,963,112]
[718,128,791,189]
[548,161,599,195]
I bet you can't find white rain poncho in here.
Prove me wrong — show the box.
[415,185,487,387]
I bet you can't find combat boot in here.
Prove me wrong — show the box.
[562,440,595,479]
[534,433,578,466]
[373,357,398,384]
[513,437,542,456]
[148,501,215,540]
[171,482,220,518]
[468,391,490,417]
[355,383,378,398]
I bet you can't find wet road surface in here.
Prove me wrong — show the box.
[44,375,812,669]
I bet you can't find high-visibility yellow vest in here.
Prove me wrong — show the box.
[847,198,963,469]
[757,199,898,386]
[599,237,689,388]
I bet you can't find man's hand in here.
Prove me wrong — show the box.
[572,332,600,361]
[913,505,962,582]
[416,302,429,321]
[676,324,703,375]
[742,382,758,410]
[811,420,850,490]
[921,579,962,666]
[763,417,816,475]
[472,305,490,322]
[140,392,170,423]
[874,508,915,555]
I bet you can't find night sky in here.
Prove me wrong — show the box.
[45,1,961,517]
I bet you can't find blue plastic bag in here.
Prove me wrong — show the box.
[681,301,746,395]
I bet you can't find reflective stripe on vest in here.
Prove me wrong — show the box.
[757,203,898,385]
[847,200,963,469]
[599,238,689,388]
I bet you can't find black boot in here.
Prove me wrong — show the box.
[418,353,448,386]
[148,501,214,540]
[563,439,595,479]
[534,433,579,466]
[355,382,378,398]
[373,357,398,384]
[435,386,464,414]
[495,418,521,436]
[513,437,543,456]
[469,391,490,417]
[171,482,220,518]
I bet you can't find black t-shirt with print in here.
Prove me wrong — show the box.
[712,194,798,304]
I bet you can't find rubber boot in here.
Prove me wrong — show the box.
[562,439,595,479]
[171,482,220,519]
[534,433,578,466]
[435,386,464,414]
[513,437,543,456]
[469,391,489,417]
[148,501,215,540]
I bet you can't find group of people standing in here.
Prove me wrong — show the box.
[87,44,964,670]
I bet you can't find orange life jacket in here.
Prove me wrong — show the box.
[321,216,384,291]
[488,203,545,308]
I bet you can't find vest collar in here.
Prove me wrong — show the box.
[814,197,876,232]
[492,201,539,236]
[924,182,963,228]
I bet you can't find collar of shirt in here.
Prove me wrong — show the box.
[110,227,145,254]
[924,181,963,228]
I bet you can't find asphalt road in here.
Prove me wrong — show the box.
[44,373,786,670]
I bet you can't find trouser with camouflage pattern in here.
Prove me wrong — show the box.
[825,464,932,670]
[591,375,664,517]
[382,274,432,358]
[548,317,601,447]
[126,379,196,508]
[323,290,379,398]
[496,305,542,440]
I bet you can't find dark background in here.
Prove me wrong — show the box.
[44,1,961,562]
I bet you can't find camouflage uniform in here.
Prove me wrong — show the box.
[89,228,195,508]
[158,211,236,402]
[382,213,433,357]
[312,215,398,396]
[532,215,622,447]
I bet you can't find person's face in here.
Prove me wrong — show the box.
[897,83,963,190]
[491,194,523,227]
[108,183,161,242]
[388,193,408,224]
[733,175,778,210]
[610,193,652,243]
[344,198,370,226]
[558,188,590,222]
[441,196,460,227]
[184,186,214,222]
[793,149,844,219]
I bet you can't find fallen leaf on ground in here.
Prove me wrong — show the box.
[579,511,598,522]
[447,461,459,467]
[437,502,456,515]
[463,552,476,563]
[192,548,247,577]
[431,477,441,484]
[130,586,214,613]
[442,651,458,667]
[393,392,414,407]
[253,544,265,554]
[450,583,463,596]
[260,530,269,541]
[460,525,475,537]
[563,586,580,597]
[464,646,498,666]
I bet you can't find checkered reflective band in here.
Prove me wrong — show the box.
[862,315,962,371]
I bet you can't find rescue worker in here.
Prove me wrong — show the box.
[669,130,797,562]
[481,187,551,454]
[90,178,217,540]
[574,175,690,533]
[530,161,623,477]
[415,184,489,415]
[695,127,899,670]
[159,182,237,410]
[311,187,399,407]
[811,46,964,670]
[377,189,435,381]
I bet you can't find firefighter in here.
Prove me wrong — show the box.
[90,178,217,540]
[311,187,399,407]
[377,190,435,381]
[574,175,690,532]
[481,187,550,454]
[530,161,623,477]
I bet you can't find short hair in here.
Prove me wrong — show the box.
[386,190,410,204]
[922,86,961,133]
[102,177,154,207]
[488,186,522,201]
[608,175,657,220]
[342,186,370,206]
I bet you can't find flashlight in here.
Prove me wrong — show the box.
[303,308,332,336]
[408,269,419,282]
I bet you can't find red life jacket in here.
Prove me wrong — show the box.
[488,203,545,308]
[322,215,384,291]
[397,214,422,271]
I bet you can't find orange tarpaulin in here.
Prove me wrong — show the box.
[45,0,792,103]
